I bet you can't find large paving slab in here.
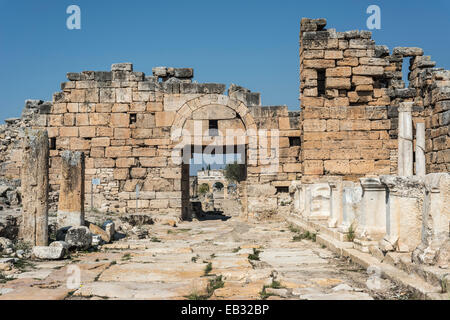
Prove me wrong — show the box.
[0,217,416,300]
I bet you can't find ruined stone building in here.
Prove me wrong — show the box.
[197,170,227,193]
[0,18,448,225]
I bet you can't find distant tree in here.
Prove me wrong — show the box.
[198,183,210,195]
[213,182,224,190]
[224,162,246,183]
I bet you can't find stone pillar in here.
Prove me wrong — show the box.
[239,180,248,220]
[303,185,311,219]
[289,181,302,215]
[21,129,49,246]
[380,175,424,252]
[356,178,386,241]
[181,162,191,220]
[57,151,85,228]
[412,173,450,265]
[415,122,426,177]
[398,102,413,176]
[328,180,343,228]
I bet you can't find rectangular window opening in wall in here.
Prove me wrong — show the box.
[209,120,218,136]
[401,58,410,88]
[276,186,289,194]
[289,137,301,147]
[130,113,137,124]
[50,137,56,150]
[317,69,326,96]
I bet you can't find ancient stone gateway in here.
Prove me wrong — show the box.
[0,15,449,300]
[171,94,258,220]
[4,65,301,222]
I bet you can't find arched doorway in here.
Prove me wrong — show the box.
[170,94,257,220]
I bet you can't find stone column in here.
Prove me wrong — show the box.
[398,102,413,176]
[57,151,85,228]
[181,162,191,220]
[21,129,49,246]
[303,185,311,219]
[356,178,386,241]
[239,180,248,220]
[289,181,302,215]
[415,122,426,177]
[380,175,424,252]
[328,180,343,228]
[412,173,450,265]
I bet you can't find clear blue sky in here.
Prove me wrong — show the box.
[0,0,449,123]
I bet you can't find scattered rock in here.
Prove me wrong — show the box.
[92,235,102,246]
[15,249,25,259]
[130,226,148,239]
[65,226,92,250]
[0,257,15,271]
[6,190,20,206]
[166,220,177,228]
[49,241,70,251]
[88,223,110,243]
[0,185,10,197]
[119,215,153,227]
[0,288,14,295]
[104,222,115,240]
[332,283,354,292]
[0,237,13,252]
[265,288,289,298]
[384,252,402,265]
[397,243,409,253]
[32,246,66,260]
[56,226,71,241]
[392,47,424,57]
[369,245,385,261]
[0,215,19,240]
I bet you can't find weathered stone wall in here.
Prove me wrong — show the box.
[0,100,51,209]
[299,18,398,180]
[1,17,448,221]
[299,18,449,180]
[408,63,450,173]
[0,100,51,183]
[1,64,300,220]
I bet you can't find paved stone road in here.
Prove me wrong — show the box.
[1,216,410,300]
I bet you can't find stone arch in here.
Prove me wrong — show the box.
[173,94,256,221]
[170,94,257,140]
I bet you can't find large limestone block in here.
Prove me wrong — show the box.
[247,197,277,215]
[32,246,65,260]
[65,226,92,250]
[380,175,424,252]
[247,184,276,197]
[392,47,423,57]
[357,178,386,241]
[88,223,111,243]
[413,173,450,265]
